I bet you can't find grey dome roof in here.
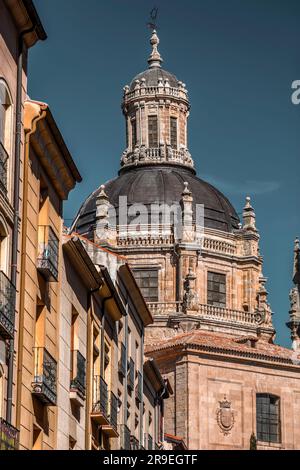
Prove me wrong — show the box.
[73,165,240,237]
[129,67,179,91]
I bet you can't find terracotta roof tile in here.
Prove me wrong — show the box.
[145,330,300,366]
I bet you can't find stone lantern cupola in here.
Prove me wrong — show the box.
[121,30,193,171]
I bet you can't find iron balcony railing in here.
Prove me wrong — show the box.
[37,225,59,282]
[130,435,140,450]
[70,350,86,398]
[135,371,142,403]
[0,142,8,194]
[118,342,126,377]
[119,424,131,450]
[144,433,153,450]
[0,271,16,339]
[127,358,135,391]
[0,418,19,450]
[32,347,57,405]
[108,391,118,431]
[92,375,108,417]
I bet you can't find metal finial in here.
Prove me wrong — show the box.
[148,29,163,69]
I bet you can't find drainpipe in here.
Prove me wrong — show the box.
[100,294,113,378]
[139,328,144,447]
[123,306,128,430]
[6,25,36,425]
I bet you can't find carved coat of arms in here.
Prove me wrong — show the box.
[216,396,235,435]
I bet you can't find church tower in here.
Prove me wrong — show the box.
[70,31,300,450]
[73,30,275,344]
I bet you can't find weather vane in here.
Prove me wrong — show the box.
[146,7,159,31]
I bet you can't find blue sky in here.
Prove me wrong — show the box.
[28,0,300,347]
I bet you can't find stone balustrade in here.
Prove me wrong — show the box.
[121,145,194,169]
[148,301,262,326]
[202,237,236,255]
[124,85,188,102]
[148,302,182,315]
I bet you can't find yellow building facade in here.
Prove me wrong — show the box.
[16,100,81,449]
[0,0,46,449]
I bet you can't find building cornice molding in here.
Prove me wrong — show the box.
[24,100,82,200]
[4,0,47,48]
[146,338,299,370]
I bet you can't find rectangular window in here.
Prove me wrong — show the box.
[170,117,178,149]
[207,272,226,307]
[256,394,281,443]
[133,269,158,302]
[148,115,158,148]
[132,120,137,148]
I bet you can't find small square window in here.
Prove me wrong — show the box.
[133,269,158,302]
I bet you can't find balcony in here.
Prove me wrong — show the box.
[130,435,140,450]
[144,433,153,450]
[32,348,57,405]
[91,375,109,424]
[119,424,131,450]
[127,358,135,391]
[0,271,16,339]
[118,342,126,377]
[102,391,119,437]
[135,371,142,403]
[0,418,19,450]
[0,142,8,194]
[37,225,59,282]
[148,301,265,326]
[70,350,86,405]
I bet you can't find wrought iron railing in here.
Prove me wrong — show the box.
[37,225,59,281]
[92,375,108,417]
[119,424,131,450]
[135,371,142,403]
[130,435,140,450]
[0,142,8,194]
[32,347,57,405]
[70,350,86,398]
[144,433,153,450]
[0,271,16,339]
[0,418,19,450]
[127,358,135,391]
[108,391,118,431]
[118,342,126,377]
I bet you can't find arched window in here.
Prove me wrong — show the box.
[256,393,281,443]
[0,80,13,193]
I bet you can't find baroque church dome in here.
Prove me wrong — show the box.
[72,30,240,237]
[73,166,240,237]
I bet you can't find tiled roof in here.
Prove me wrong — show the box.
[145,330,300,367]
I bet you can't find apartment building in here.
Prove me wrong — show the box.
[16,100,81,449]
[0,0,46,449]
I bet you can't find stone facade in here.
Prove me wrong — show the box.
[16,100,81,450]
[146,330,300,450]
[72,29,300,450]
[0,1,46,449]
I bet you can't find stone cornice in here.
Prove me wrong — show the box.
[24,100,82,200]
[148,341,300,371]
[4,0,47,48]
